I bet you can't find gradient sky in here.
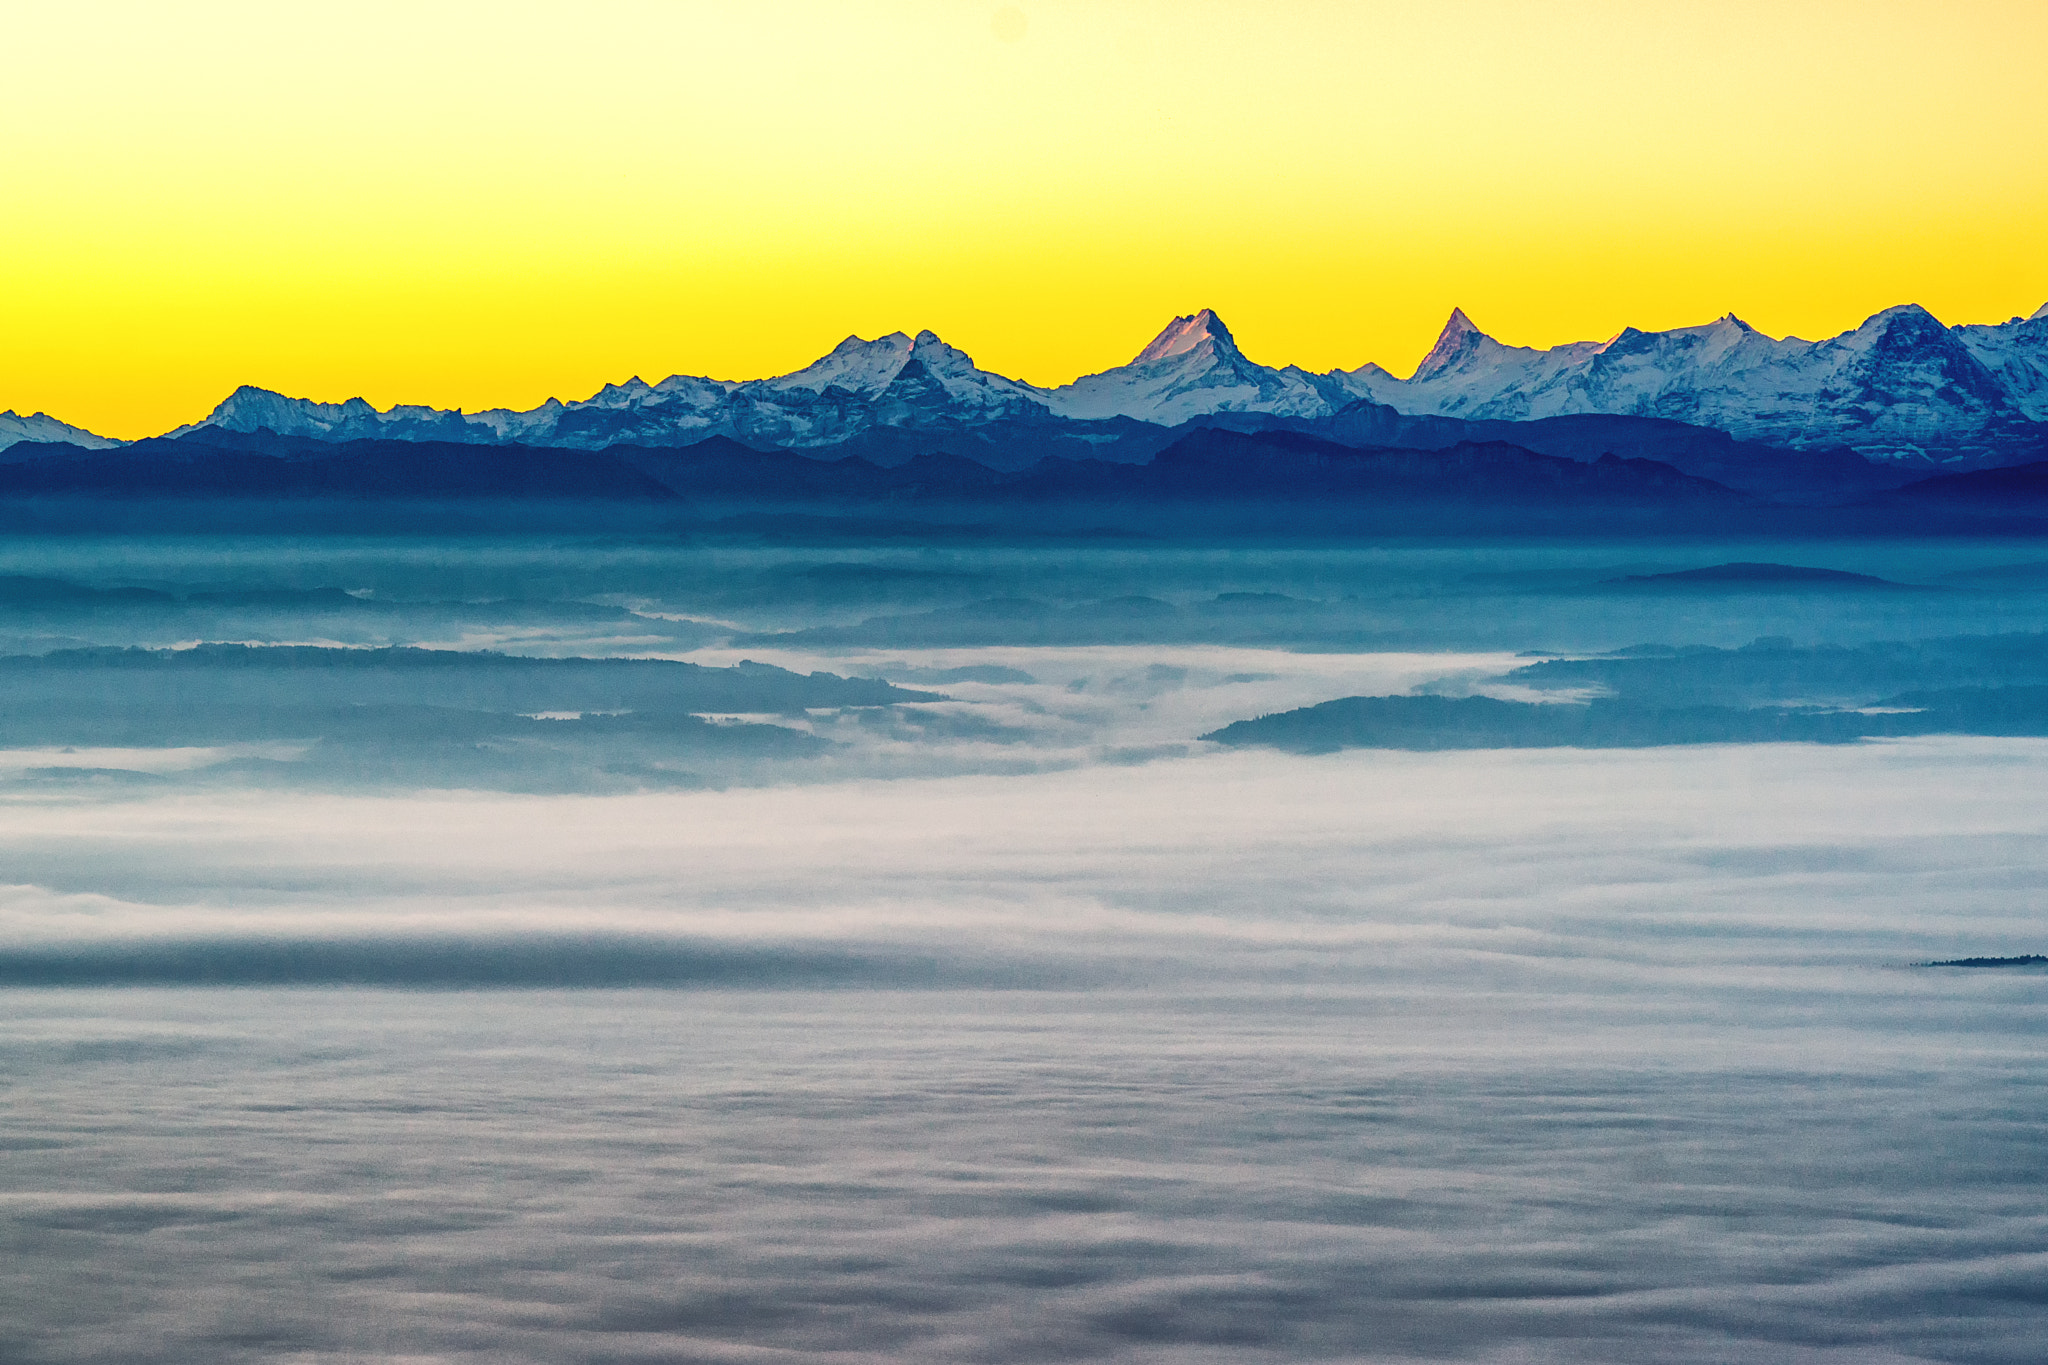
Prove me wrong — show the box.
[6,0,2047,438]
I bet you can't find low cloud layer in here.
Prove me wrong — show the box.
[6,534,2048,1361]
[5,741,2048,1361]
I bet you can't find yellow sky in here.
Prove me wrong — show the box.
[5,0,2046,438]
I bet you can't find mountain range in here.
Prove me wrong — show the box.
[1343,303,2048,464]
[8,301,2047,470]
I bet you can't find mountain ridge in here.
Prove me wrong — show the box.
[9,301,2047,467]
[1347,303,2048,464]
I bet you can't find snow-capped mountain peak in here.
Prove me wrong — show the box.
[2030,301,2048,323]
[207,385,378,438]
[1134,309,1238,363]
[897,332,1050,416]
[1855,302,1945,341]
[1041,309,1347,424]
[767,332,917,397]
[739,328,1048,424]
[1356,310,1608,417]
[1410,308,1499,383]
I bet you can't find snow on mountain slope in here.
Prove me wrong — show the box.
[760,332,917,397]
[192,331,1053,451]
[749,331,1048,418]
[196,385,567,444]
[891,331,1052,417]
[719,330,1053,446]
[1040,310,1347,424]
[532,373,735,448]
[195,374,744,448]
[169,300,2048,464]
[1955,307,2048,421]
[1332,308,1610,418]
[1352,305,2044,462]
[0,410,123,452]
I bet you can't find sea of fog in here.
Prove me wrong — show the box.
[4,531,2047,1363]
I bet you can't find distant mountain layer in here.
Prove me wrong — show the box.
[0,431,678,500]
[1604,563,1913,589]
[9,300,2047,468]
[47,422,2048,535]
[1201,689,2048,752]
[0,426,1746,526]
[0,402,1926,507]
[1890,461,2048,506]
[1204,626,2048,752]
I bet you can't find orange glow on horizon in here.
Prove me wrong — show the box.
[4,0,2045,439]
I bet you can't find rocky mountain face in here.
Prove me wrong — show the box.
[1953,303,2048,425]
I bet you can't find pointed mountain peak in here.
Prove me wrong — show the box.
[1845,304,1962,353]
[2030,301,2048,323]
[769,332,920,395]
[1411,308,1499,382]
[207,386,300,419]
[1135,309,1237,363]
[909,329,973,362]
[826,331,913,356]
[1863,303,1941,329]
[907,329,987,371]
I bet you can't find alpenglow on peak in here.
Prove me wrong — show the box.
[1134,309,1238,363]
[1410,308,1497,383]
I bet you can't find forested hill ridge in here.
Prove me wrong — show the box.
[8,422,2048,537]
